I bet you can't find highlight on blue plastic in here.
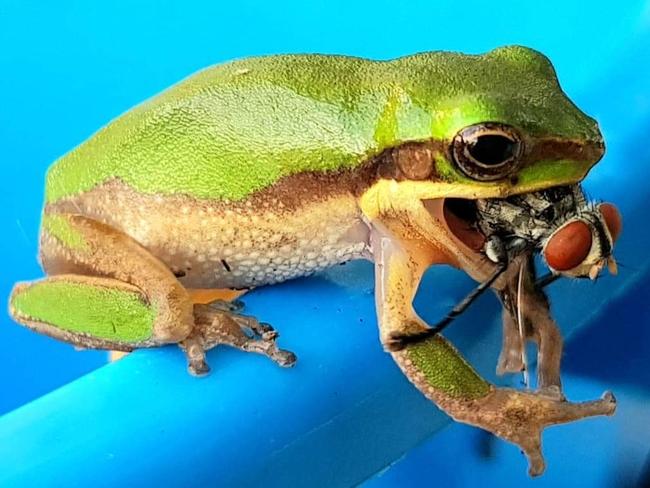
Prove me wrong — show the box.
[1,2,650,487]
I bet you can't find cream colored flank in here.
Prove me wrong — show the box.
[50,180,372,290]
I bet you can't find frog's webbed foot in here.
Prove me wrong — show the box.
[393,333,616,476]
[459,388,616,476]
[180,304,297,376]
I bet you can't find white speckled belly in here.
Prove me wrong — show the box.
[53,182,372,289]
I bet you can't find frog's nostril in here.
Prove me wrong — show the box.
[599,202,622,242]
[544,220,592,271]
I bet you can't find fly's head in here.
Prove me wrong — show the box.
[476,185,621,280]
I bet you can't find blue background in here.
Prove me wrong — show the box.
[1,1,650,487]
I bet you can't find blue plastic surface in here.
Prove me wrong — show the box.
[0,268,489,487]
[1,1,650,486]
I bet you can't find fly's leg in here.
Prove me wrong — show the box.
[180,304,297,376]
[496,255,563,398]
[520,286,564,398]
[496,302,526,375]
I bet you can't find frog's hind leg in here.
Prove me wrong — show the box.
[181,304,297,376]
[37,213,196,343]
[10,213,196,361]
[111,283,248,362]
[10,275,158,352]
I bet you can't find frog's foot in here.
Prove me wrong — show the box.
[393,335,614,476]
[180,334,211,376]
[458,388,616,476]
[180,304,296,376]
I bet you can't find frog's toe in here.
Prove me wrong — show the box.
[239,332,297,367]
[229,315,278,341]
[270,349,297,367]
[188,359,211,377]
[193,304,296,369]
[180,334,212,376]
[207,298,245,313]
[251,321,279,341]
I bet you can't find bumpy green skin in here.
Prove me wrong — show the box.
[41,214,89,251]
[46,46,600,203]
[405,336,490,399]
[11,281,155,342]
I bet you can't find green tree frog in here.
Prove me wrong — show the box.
[9,46,618,475]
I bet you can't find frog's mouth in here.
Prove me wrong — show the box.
[441,198,486,253]
[421,198,498,281]
[420,197,494,279]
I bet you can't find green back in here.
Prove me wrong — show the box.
[46,46,600,203]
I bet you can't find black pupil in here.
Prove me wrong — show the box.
[468,135,515,166]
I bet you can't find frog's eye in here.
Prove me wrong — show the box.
[451,123,524,181]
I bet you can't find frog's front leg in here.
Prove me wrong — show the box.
[370,221,616,476]
[9,213,294,375]
[371,223,432,350]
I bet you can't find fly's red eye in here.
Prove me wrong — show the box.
[544,220,593,271]
[599,202,622,242]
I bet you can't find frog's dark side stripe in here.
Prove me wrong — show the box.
[47,135,603,220]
